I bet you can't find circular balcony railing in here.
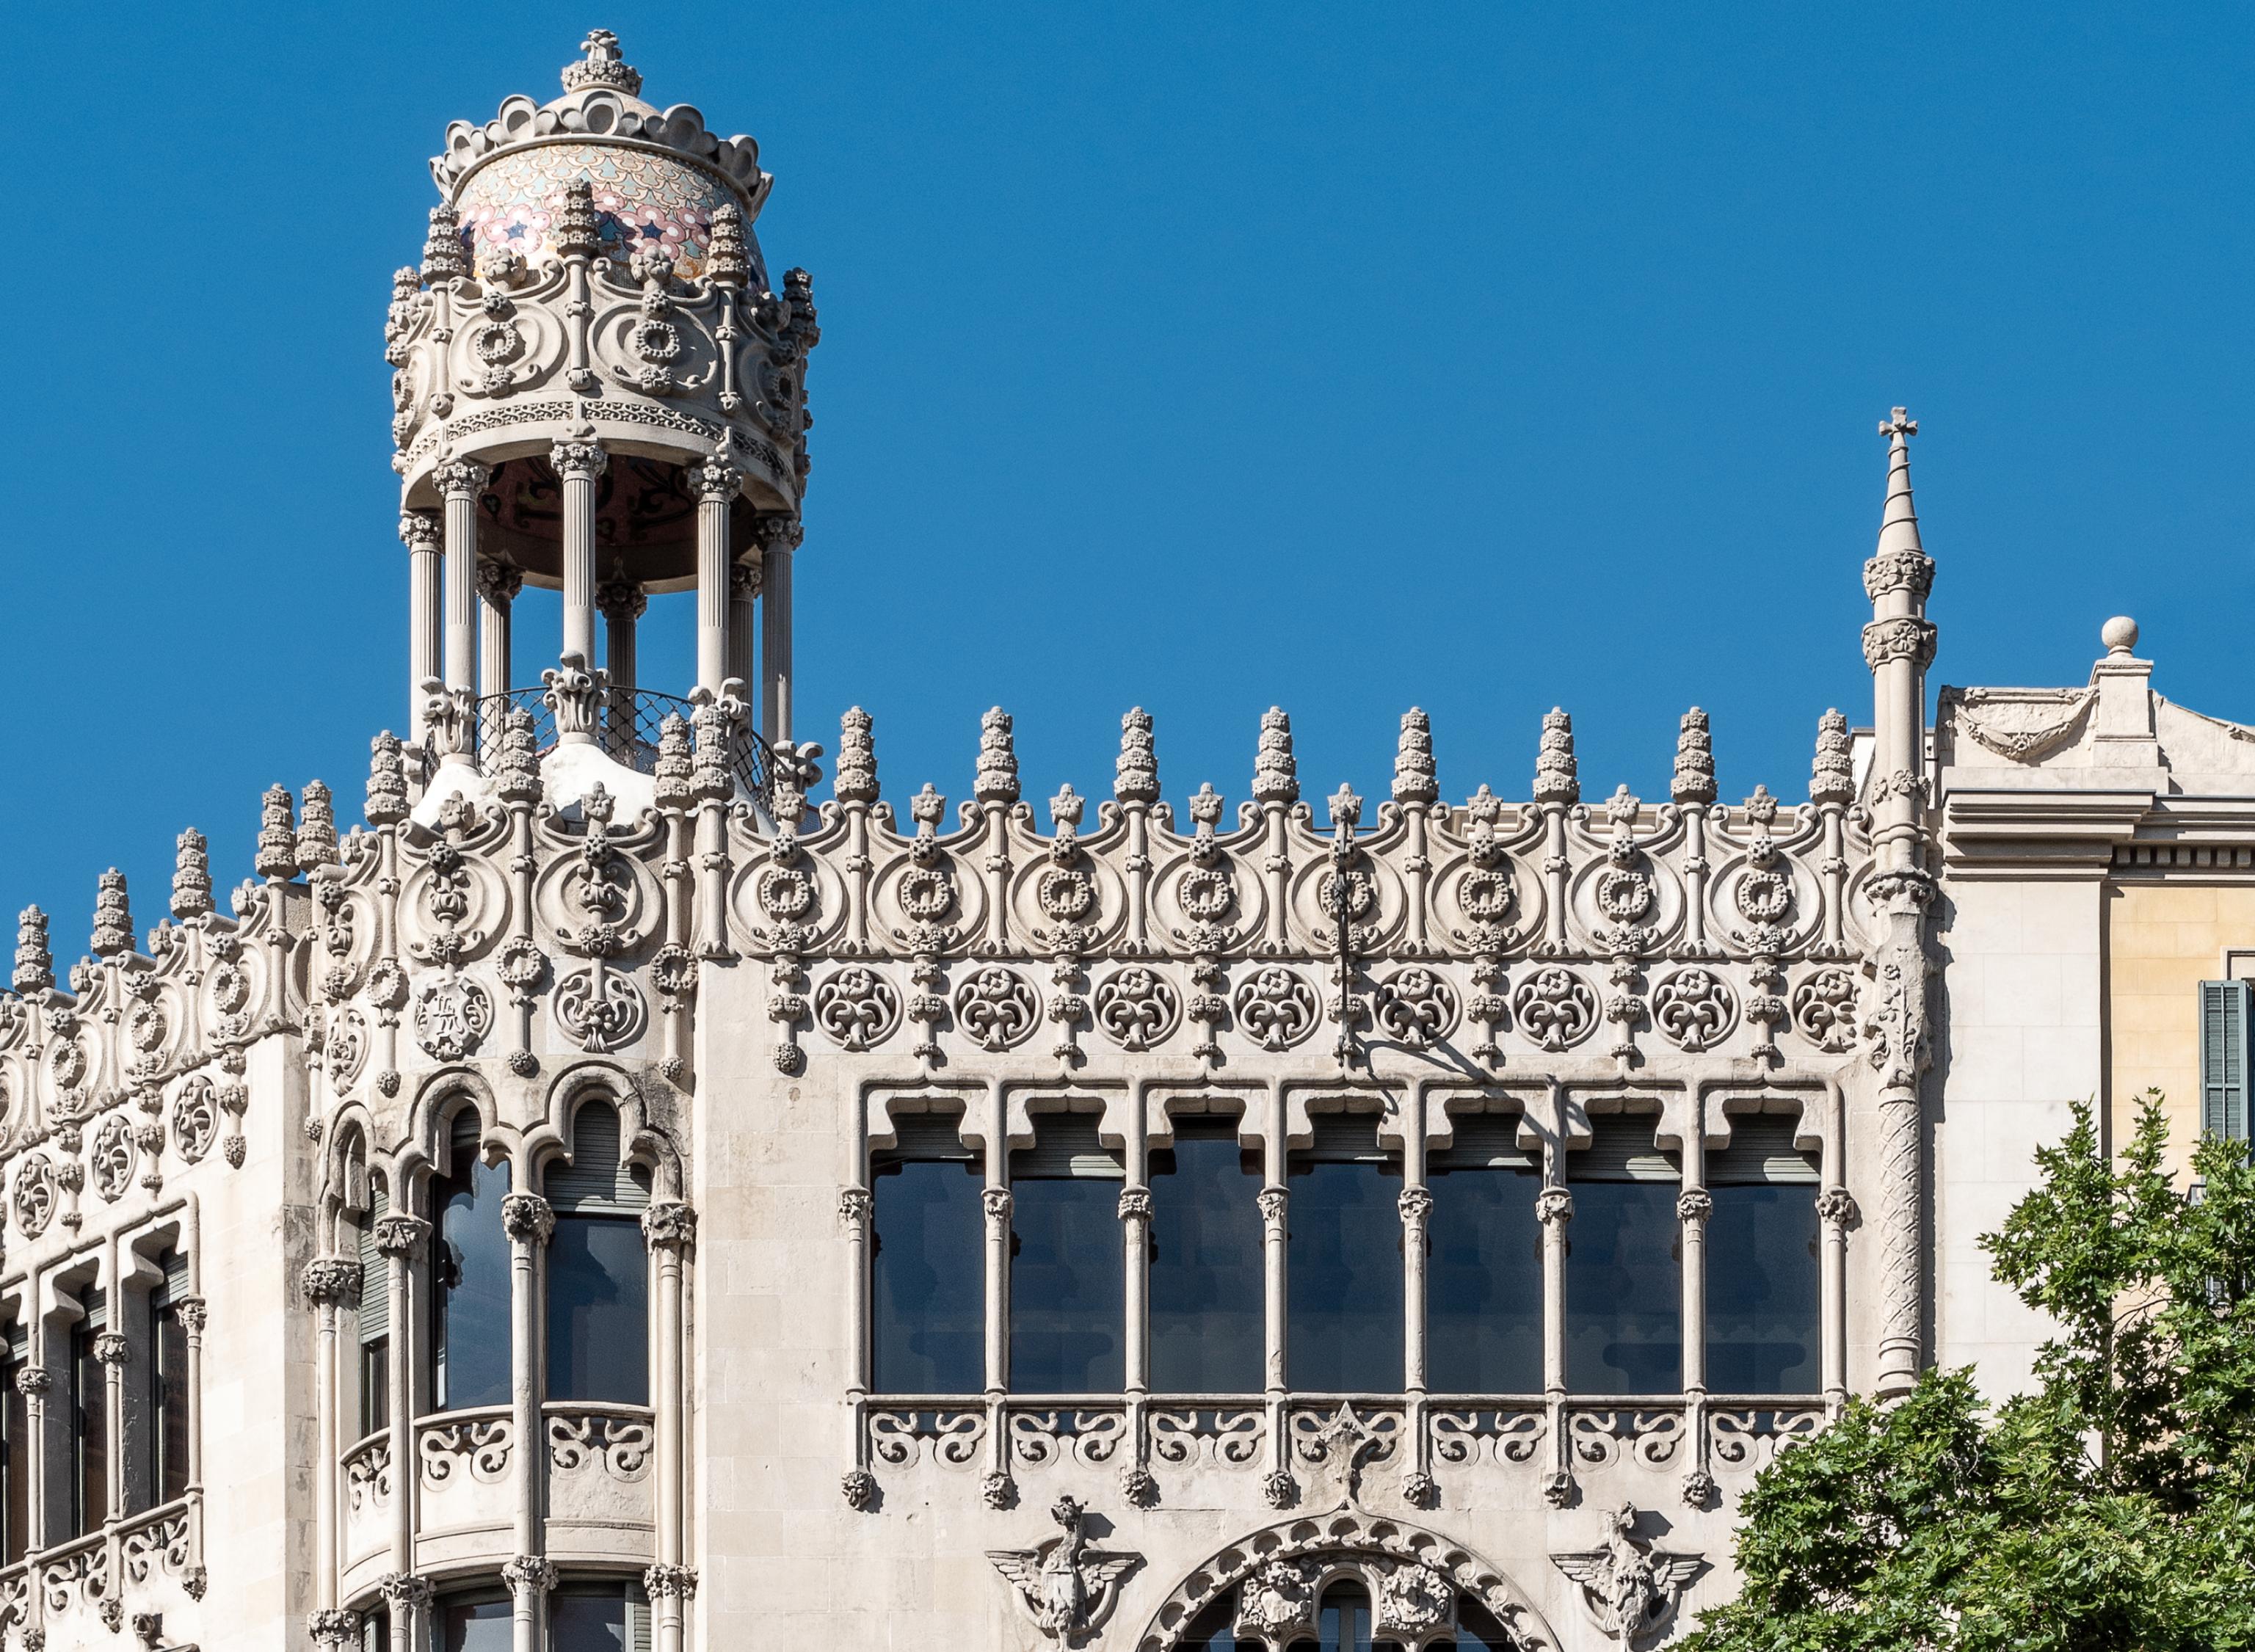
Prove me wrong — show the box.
[476,687,772,810]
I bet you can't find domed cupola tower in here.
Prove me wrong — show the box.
[387,28,816,804]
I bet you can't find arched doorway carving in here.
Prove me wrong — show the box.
[1136,1507,1563,1651]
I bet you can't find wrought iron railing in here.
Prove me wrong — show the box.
[475,687,771,809]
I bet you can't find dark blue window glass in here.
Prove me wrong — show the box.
[550,1582,646,1651]
[431,1126,512,1412]
[1427,1159,1542,1394]
[1150,1126,1263,1393]
[435,1593,511,1652]
[1316,1581,1373,1651]
[547,1218,650,1404]
[1706,1185,1820,1394]
[1564,1179,1681,1394]
[871,1157,984,1393]
[1011,1175,1125,1394]
[1288,1125,1404,1394]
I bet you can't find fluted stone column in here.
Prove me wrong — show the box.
[553,440,608,668]
[477,560,523,757]
[756,515,801,743]
[643,1202,698,1652]
[374,1213,431,1652]
[14,1365,47,1557]
[401,511,442,742]
[598,573,647,757]
[303,1259,360,1619]
[696,457,740,694]
[95,1329,128,1523]
[727,561,759,699]
[501,1193,553,1652]
[436,459,488,696]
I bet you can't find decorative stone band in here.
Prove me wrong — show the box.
[1862,548,1937,601]
[642,1200,697,1253]
[501,1192,556,1243]
[1861,616,1938,671]
[302,1256,363,1308]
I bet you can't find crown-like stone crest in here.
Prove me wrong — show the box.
[1252,708,1298,806]
[976,709,1020,807]
[1533,708,1578,804]
[13,907,52,994]
[1392,708,1437,805]
[366,734,410,826]
[1115,709,1159,805]
[91,871,133,959]
[1672,708,1716,805]
[653,713,695,812]
[298,782,341,873]
[561,28,642,96]
[420,205,467,284]
[835,708,879,806]
[255,787,299,881]
[495,709,542,804]
[171,829,213,921]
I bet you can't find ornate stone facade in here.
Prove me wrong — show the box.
[4,25,2254,1652]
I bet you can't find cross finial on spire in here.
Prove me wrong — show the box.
[1879,406,1917,440]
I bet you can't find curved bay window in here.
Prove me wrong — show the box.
[428,1112,512,1413]
[1009,1113,1125,1394]
[1566,1119,1682,1394]
[551,1576,653,1651]
[1705,1114,1821,1394]
[871,1113,983,1394]
[1149,1115,1263,1393]
[1426,1113,1542,1394]
[1288,1116,1403,1394]
[546,1102,653,1405]
[432,1582,511,1652]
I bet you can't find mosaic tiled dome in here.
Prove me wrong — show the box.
[435,30,771,285]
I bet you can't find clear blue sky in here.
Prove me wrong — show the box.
[2,4,2250,951]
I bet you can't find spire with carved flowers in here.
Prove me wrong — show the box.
[421,205,468,285]
[1392,708,1437,805]
[835,708,878,806]
[1533,709,1578,805]
[171,829,213,921]
[1115,709,1158,805]
[255,786,299,880]
[708,203,751,288]
[653,713,694,812]
[1812,709,1855,806]
[562,27,642,95]
[690,694,733,800]
[90,871,132,958]
[553,180,602,263]
[1252,708,1298,806]
[366,734,410,826]
[495,709,542,805]
[975,708,1019,807]
[13,907,52,994]
[1672,708,1716,805]
[298,781,341,873]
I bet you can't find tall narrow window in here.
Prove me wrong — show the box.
[547,1102,653,1405]
[1705,1116,1821,1394]
[357,1182,391,1438]
[1426,1113,1542,1394]
[71,1290,106,1538]
[551,1577,653,1651]
[429,1113,512,1413]
[1149,1116,1263,1393]
[1315,1579,1376,1651]
[2,1321,27,1564]
[432,1585,512,1652]
[2199,980,2252,1143]
[1288,1116,1404,1394]
[871,1115,984,1394]
[134,1248,191,1511]
[1009,1113,1125,1394]
[1565,1120,1682,1394]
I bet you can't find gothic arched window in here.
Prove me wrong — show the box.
[428,1110,512,1413]
[1009,1112,1125,1394]
[1288,1116,1404,1394]
[1426,1112,1542,1394]
[1704,1113,1821,1394]
[871,1112,983,1394]
[1149,1114,1263,1393]
[1565,1118,1682,1394]
[545,1101,653,1405]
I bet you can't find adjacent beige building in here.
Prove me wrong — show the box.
[0,29,2245,1652]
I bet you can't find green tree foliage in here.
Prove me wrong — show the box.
[1683,1095,2255,1652]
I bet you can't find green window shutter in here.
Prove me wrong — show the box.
[549,1104,652,1213]
[2200,980,2251,1143]
[357,1186,389,1347]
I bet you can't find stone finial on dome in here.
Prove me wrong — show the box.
[1672,708,1716,805]
[690,694,733,801]
[1811,709,1856,806]
[1392,708,1437,805]
[1252,708,1298,807]
[171,829,213,921]
[562,29,643,97]
[298,781,341,873]
[91,871,133,959]
[1115,709,1158,806]
[553,180,603,263]
[13,906,52,994]
[975,709,1020,807]
[653,713,694,812]
[421,206,468,285]
[366,733,410,826]
[835,708,879,805]
[1533,709,1578,805]
[496,708,543,805]
[255,786,299,881]
[708,203,752,289]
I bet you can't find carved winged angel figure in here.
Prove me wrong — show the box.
[987,1496,1140,1644]
[1550,1503,1702,1645]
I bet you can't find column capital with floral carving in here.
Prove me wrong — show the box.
[15,1365,50,1397]
[1676,1188,1713,1224]
[309,1608,363,1648]
[730,558,762,600]
[94,1331,130,1367]
[476,559,525,604]
[836,1187,872,1231]
[1536,1186,1574,1226]
[177,1295,207,1337]
[697,454,744,503]
[501,1556,558,1594]
[642,1200,698,1253]
[643,1564,699,1601]
[434,457,490,501]
[378,1572,434,1611]
[551,439,609,482]
[595,572,648,624]
[1117,1185,1152,1223]
[302,1256,362,1307]
[374,1212,432,1259]
[501,1192,555,1244]
[399,511,441,553]
[1816,1187,1860,1229]
[981,1187,1014,1225]
[752,514,804,556]
[1398,1186,1434,1227]
[1257,1185,1288,1234]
